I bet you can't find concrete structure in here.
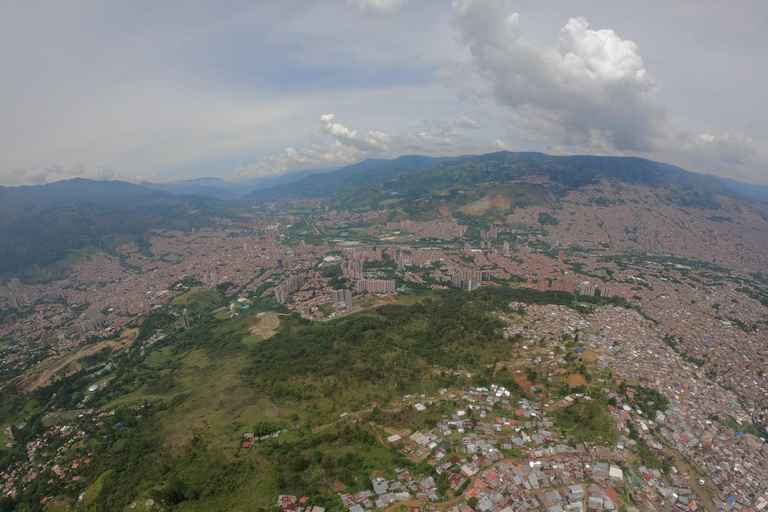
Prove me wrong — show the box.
[356,279,396,295]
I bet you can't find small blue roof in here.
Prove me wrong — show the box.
[573,347,585,353]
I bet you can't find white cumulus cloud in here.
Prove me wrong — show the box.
[452,0,664,151]
[232,115,395,178]
[231,114,507,180]
[320,114,393,152]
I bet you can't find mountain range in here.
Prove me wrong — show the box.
[2,151,767,279]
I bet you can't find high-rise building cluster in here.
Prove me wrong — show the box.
[578,281,597,297]
[202,270,218,286]
[43,290,67,302]
[550,279,577,293]
[8,292,31,309]
[5,313,18,328]
[450,274,482,291]
[480,228,498,239]
[386,219,413,231]
[275,275,305,304]
[277,257,295,270]
[443,270,490,291]
[356,279,396,295]
[342,260,364,280]
[63,309,107,337]
[331,289,354,308]
[346,247,383,262]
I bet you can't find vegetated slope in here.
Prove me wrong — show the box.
[242,166,340,192]
[0,179,238,280]
[330,151,768,271]
[141,177,246,200]
[715,176,768,203]
[246,291,510,407]
[242,155,462,203]
[333,151,730,211]
[2,286,615,511]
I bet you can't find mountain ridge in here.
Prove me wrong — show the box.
[242,155,465,203]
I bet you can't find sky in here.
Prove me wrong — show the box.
[1,0,767,185]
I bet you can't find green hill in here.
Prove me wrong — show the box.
[242,155,462,203]
[0,179,241,281]
[329,151,733,216]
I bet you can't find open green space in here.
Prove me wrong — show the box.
[2,286,630,511]
[553,398,618,445]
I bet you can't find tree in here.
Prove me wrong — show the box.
[0,497,17,512]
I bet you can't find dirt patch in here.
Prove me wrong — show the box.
[383,426,412,438]
[370,296,397,308]
[18,328,138,392]
[514,375,533,390]
[459,194,512,216]
[435,202,452,218]
[332,481,348,492]
[567,374,587,387]
[250,312,282,340]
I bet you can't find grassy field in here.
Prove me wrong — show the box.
[553,398,618,444]
[171,289,222,315]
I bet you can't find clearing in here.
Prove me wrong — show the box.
[17,328,138,392]
[249,312,283,340]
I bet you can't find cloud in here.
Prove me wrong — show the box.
[454,116,481,129]
[320,114,393,152]
[231,114,505,180]
[232,115,394,179]
[452,0,665,152]
[658,129,768,183]
[492,139,522,152]
[449,0,768,182]
[345,0,410,14]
